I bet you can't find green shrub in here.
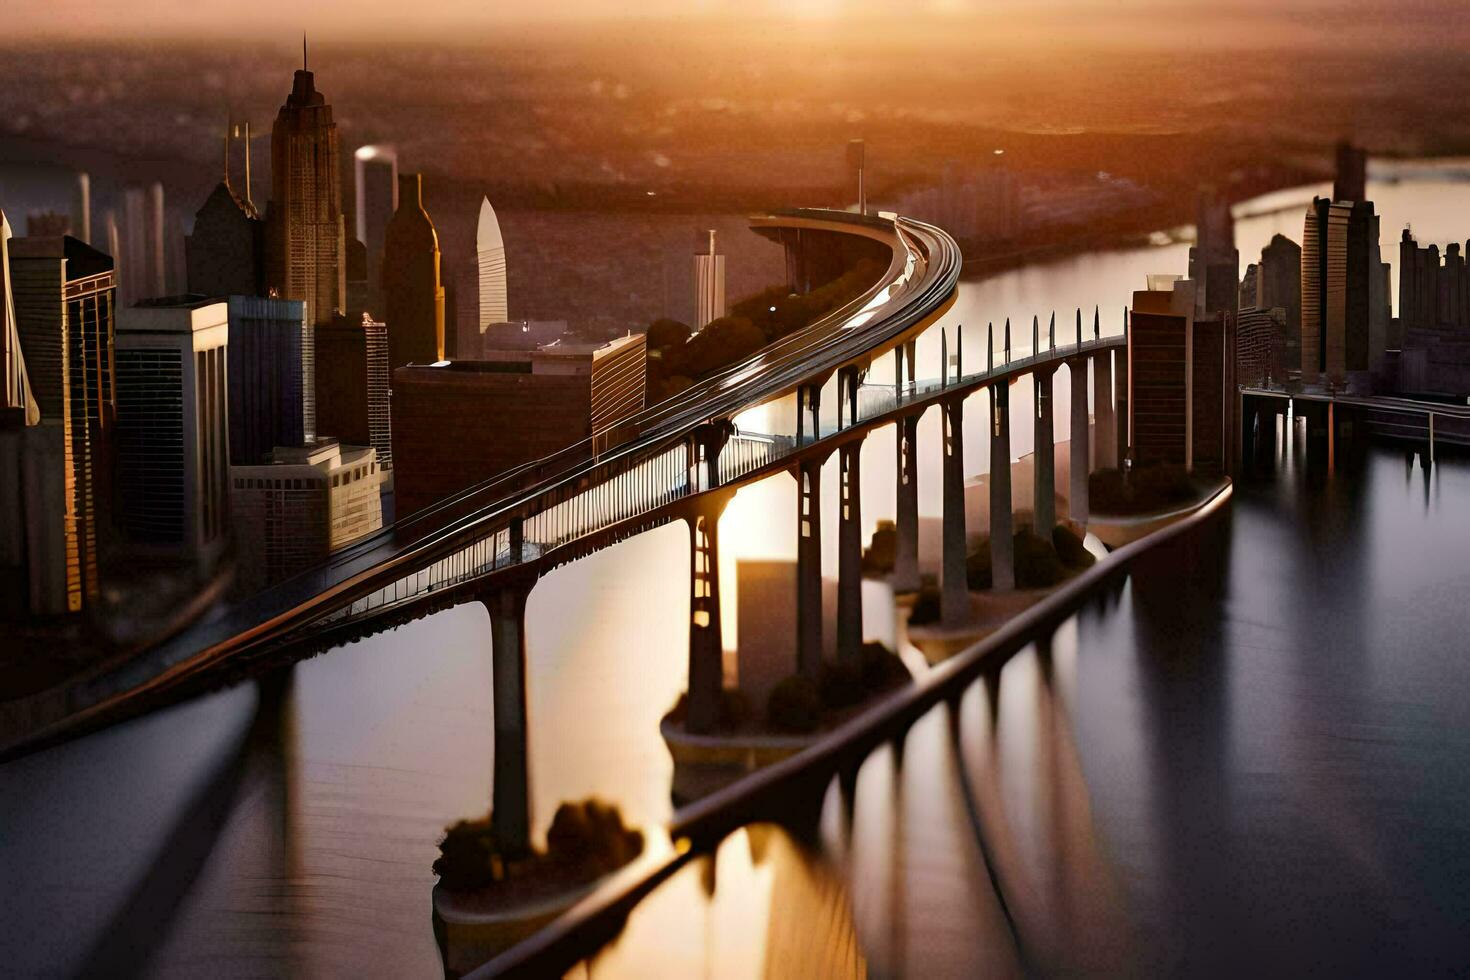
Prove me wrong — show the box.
[546,799,645,876]
[1014,529,1066,588]
[1053,524,1095,569]
[433,817,498,891]
[862,520,898,575]
[767,675,823,733]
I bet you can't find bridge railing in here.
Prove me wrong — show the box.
[309,334,1125,633]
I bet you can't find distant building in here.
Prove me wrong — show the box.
[186,128,264,298]
[264,62,346,326]
[1393,230,1470,395]
[226,295,313,465]
[1301,197,1352,385]
[145,182,167,298]
[1231,306,1290,389]
[230,440,383,592]
[478,319,570,357]
[354,144,398,315]
[391,334,645,515]
[1128,277,1233,474]
[7,235,116,613]
[693,229,726,329]
[114,298,230,576]
[476,196,508,330]
[890,158,1020,245]
[122,186,146,305]
[1187,187,1239,320]
[73,172,91,246]
[316,312,393,471]
[382,173,445,368]
[1334,140,1368,205]
[1257,234,1302,372]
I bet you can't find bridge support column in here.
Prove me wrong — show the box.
[893,413,921,594]
[1093,351,1116,470]
[796,383,822,443]
[1240,396,1258,475]
[486,583,533,857]
[1034,365,1056,535]
[796,457,825,679]
[990,380,1015,592]
[837,440,864,663]
[686,496,730,734]
[941,397,968,625]
[1069,359,1090,523]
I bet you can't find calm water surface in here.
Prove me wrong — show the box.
[3,170,1470,977]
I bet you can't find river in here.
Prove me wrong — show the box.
[3,164,1470,977]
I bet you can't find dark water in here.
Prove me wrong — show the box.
[584,437,1470,978]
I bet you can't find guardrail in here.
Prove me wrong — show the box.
[469,480,1235,978]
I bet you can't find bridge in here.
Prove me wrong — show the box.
[1,209,1131,858]
[1241,386,1470,467]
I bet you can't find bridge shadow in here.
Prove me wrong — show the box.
[73,669,296,978]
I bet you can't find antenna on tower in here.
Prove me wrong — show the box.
[243,121,254,209]
[303,32,308,72]
[222,118,230,188]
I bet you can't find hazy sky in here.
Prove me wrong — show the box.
[3,0,1406,40]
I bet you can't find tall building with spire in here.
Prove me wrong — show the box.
[476,196,508,332]
[382,173,445,368]
[265,47,346,327]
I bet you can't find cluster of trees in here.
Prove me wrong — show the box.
[642,257,887,404]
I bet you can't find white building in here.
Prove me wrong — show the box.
[114,297,231,575]
[477,196,509,330]
[230,439,383,592]
[693,229,726,329]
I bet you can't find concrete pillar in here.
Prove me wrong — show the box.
[1094,351,1116,470]
[990,381,1015,591]
[797,457,824,678]
[687,500,727,734]
[837,440,863,662]
[1069,359,1090,523]
[894,414,920,593]
[941,396,968,624]
[1240,396,1258,474]
[1034,366,1056,535]
[487,585,532,856]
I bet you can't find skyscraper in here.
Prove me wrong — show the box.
[265,58,346,327]
[226,295,313,465]
[146,181,167,298]
[1258,233,1302,367]
[1334,140,1368,204]
[7,235,116,613]
[381,172,445,368]
[355,144,397,314]
[1187,186,1239,319]
[476,196,508,330]
[114,298,230,576]
[72,172,91,246]
[1301,197,1352,384]
[186,125,265,298]
[317,312,392,471]
[693,229,726,330]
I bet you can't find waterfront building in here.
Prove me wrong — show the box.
[390,333,645,515]
[1231,306,1290,389]
[1129,276,1233,474]
[1393,230,1470,394]
[316,312,393,471]
[186,128,264,298]
[7,235,116,614]
[382,173,445,368]
[354,144,397,314]
[264,60,346,327]
[693,229,726,330]
[226,295,313,465]
[114,298,230,576]
[476,196,508,331]
[230,439,382,592]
